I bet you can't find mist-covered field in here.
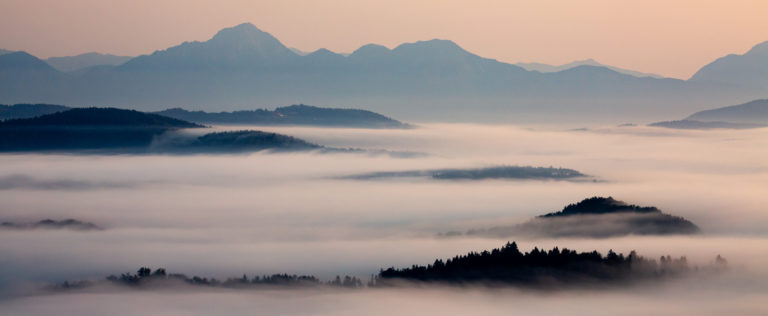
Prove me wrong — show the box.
[1,123,767,315]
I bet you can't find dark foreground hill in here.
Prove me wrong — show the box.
[463,197,699,238]
[0,108,323,153]
[0,108,202,152]
[155,104,409,128]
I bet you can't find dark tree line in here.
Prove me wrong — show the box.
[376,242,708,286]
[49,242,727,291]
[98,267,364,289]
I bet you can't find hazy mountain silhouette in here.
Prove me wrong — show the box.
[46,52,132,72]
[648,120,764,130]
[154,104,409,128]
[463,197,700,238]
[0,51,61,75]
[0,104,70,121]
[1,23,766,123]
[690,41,768,88]
[118,23,299,71]
[648,99,768,129]
[516,58,663,78]
[686,99,768,124]
[0,49,15,55]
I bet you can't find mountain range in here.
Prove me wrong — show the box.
[0,49,132,73]
[1,23,766,123]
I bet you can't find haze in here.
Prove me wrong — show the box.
[2,0,768,78]
[1,124,767,314]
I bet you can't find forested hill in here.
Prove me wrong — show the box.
[154,104,409,128]
[462,197,700,238]
[0,107,202,128]
[541,196,660,217]
[377,242,705,286]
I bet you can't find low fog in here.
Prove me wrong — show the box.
[1,123,767,314]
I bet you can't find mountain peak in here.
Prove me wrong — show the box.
[394,39,465,52]
[206,23,294,59]
[0,51,60,72]
[212,23,264,39]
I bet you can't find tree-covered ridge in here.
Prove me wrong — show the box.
[433,166,584,180]
[0,107,329,153]
[50,242,727,292]
[53,267,365,291]
[541,197,659,217]
[186,130,322,151]
[378,242,724,286]
[344,166,586,181]
[458,197,699,238]
[0,218,102,231]
[0,107,203,128]
[155,104,409,128]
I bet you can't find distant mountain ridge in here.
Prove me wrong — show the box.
[686,99,768,124]
[648,99,768,129]
[0,104,69,121]
[1,23,767,123]
[516,58,663,78]
[690,41,768,88]
[46,53,132,72]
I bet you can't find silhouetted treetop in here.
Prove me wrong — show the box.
[378,241,716,286]
[541,196,660,217]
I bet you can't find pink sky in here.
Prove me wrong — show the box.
[1,0,766,79]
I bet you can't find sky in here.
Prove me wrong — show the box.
[0,0,767,79]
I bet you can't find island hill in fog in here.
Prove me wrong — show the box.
[1,219,102,231]
[462,197,699,238]
[0,107,327,153]
[343,166,586,181]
